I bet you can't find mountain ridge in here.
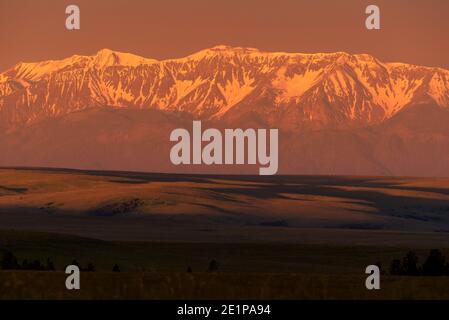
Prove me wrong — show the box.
[1,46,448,130]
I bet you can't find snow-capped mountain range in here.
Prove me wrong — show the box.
[1,46,449,176]
[1,46,448,130]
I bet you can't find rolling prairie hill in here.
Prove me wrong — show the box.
[1,168,449,242]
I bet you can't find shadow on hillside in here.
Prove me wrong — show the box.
[2,167,449,224]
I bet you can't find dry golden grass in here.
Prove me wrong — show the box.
[1,271,449,300]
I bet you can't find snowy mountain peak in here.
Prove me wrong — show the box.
[184,45,263,60]
[92,48,157,67]
[4,49,157,81]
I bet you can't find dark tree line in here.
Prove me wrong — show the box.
[68,259,96,272]
[390,249,449,276]
[1,251,55,271]
[186,259,219,273]
[1,250,120,272]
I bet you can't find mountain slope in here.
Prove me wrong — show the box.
[1,103,449,176]
[1,46,448,130]
[1,47,449,176]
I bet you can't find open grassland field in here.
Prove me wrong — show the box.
[1,169,449,299]
[1,230,449,299]
[2,271,449,300]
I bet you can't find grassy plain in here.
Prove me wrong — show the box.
[1,168,449,299]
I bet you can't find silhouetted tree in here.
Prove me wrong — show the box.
[71,259,80,268]
[86,262,95,272]
[112,264,120,272]
[21,259,30,270]
[208,259,218,272]
[390,259,403,275]
[423,249,446,276]
[25,259,45,271]
[36,260,45,270]
[375,261,383,274]
[402,251,420,276]
[1,251,20,270]
[46,258,55,271]
[389,249,449,277]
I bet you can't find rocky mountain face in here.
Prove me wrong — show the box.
[0,46,448,176]
[1,46,448,129]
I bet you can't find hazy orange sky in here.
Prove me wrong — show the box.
[0,0,448,71]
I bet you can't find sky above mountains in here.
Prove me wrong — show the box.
[1,0,448,72]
